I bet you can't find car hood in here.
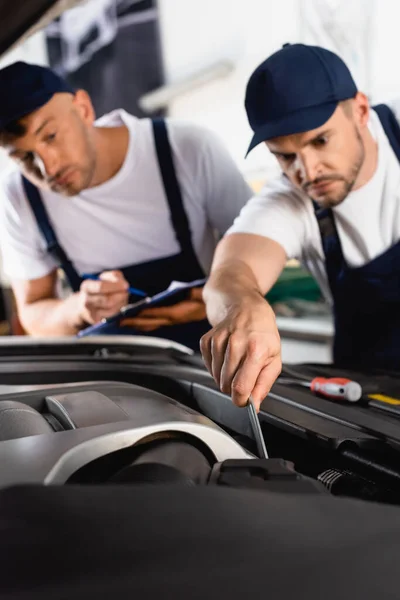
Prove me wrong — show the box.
[0,0,85,58]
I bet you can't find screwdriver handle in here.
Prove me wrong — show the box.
[310,377,362,402]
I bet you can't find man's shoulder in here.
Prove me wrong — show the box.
[370,101,400,157]
[383,99,400,121]
[0,167,34,236]
[165,118,225,156]
[232,174,310,225]
[372,100,400,125]
[259,173,307,203]
[0,164,24,206]
[95,108,137,127]
[97,110,220,163]
[97,110,225,157]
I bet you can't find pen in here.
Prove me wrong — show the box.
[76,296,150,337]
[82,274,147,298]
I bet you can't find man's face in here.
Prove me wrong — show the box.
[2,92,97,196]
[266,98,367,208]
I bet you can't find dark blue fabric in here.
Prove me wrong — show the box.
[22,119,209,351]
[245,43,358,154]
[373,104,400,159]
[21,177,82,293]
[0,61,74,129]
[313,104,400,370]
[152,118,198,258]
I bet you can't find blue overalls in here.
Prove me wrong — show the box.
[313,104,400,371]
[22,119,210,351]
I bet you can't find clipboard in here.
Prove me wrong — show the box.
[77,277,206,338]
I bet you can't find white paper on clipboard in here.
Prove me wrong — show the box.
[166,278,207,292]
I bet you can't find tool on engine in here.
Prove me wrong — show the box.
[277,376,362,402]
[247,396,269,458]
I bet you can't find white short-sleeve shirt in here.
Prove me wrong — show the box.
[0,110,253,281]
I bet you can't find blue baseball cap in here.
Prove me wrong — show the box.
[0,61,74,130]
[245,43,358,155]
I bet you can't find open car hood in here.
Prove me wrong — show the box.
[0,0,85,57]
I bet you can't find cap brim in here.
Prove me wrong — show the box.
[0,82,74,130]
[245,101,338,157]
[0,92,54,128]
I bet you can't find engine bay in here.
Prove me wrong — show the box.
[0,338,400,504]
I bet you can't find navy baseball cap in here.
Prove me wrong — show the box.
[0,61,74,130]
[245,43,358,155]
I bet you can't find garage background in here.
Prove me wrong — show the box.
[0,0,392,361]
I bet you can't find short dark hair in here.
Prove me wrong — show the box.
[340,98,355,118]
[0,119,27,145]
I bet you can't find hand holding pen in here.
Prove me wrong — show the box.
[77,270,144,326]
[82,273,147,298]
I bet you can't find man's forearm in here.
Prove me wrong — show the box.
[203,260,266,326]
[19,293,84,336]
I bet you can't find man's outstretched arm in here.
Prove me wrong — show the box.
[201,233,287,410]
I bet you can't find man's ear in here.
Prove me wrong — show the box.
[353,92,370,128]
[72,89,96,126]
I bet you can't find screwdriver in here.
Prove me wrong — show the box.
[247,396,269,458]
[277,377,363,402]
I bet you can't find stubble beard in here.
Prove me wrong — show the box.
[306,128,365,209]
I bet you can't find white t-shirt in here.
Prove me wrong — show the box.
[0,110,253,281]
[228,105,400,303]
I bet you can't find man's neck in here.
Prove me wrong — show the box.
[90,125,130,187]
[353,127,378,191]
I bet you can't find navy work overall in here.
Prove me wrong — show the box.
[22,119,210,351]
[313,105,400,371]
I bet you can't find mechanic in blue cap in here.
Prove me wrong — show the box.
[201,43,400,410]
[0,61,252,350]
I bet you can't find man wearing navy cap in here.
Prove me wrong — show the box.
[201,43,400,409]
[0,61,252,349]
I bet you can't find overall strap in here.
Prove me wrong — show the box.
[152,118,202,268]
[373,103,400,161]
[22,177,82,292]
[313,202,345,290]
[314,103,400,285]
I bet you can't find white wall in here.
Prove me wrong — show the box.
[0,31,48,69]
[158,0,301,180]
[370,1,400,104]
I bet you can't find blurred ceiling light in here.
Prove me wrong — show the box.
[139,60,235,114]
